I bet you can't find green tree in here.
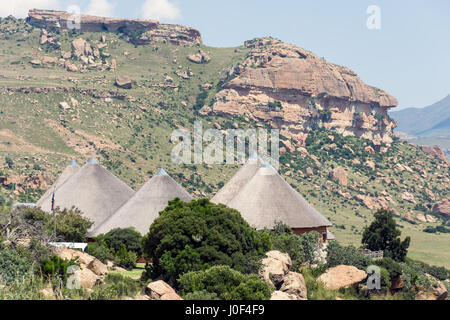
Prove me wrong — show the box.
[362,209,410,262]
[143,199,267,284]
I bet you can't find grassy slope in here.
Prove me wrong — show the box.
[0,17,449,267]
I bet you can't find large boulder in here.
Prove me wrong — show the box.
[279,272,307,300]
[318,265,367,290]
[145,280,183,300]
[416,274,448,300]
[260,251,290,287]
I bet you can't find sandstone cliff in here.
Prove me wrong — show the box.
[27,9,201,46]
[204,38,398,148]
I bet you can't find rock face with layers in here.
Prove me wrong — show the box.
[208,37,398,148]
[27,9,201,46]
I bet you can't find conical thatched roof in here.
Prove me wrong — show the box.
[211,153,263,205]
[38,158,135,230]
[89,168,193,236]
[227,164,332,230]
[36,160,80,206]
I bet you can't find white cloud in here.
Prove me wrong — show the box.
[141,0,181,21]
[0,0,60,18]
[86,0,115,17]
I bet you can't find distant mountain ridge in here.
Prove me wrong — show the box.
[391,94,450,137]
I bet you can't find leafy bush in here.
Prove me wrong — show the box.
[86,242,114,263]
[0,248,34,285]
[116,244,137,270]
[362,209,410,262]
[103,227,143,255]
[40,255,72,281]
[52,208,94,242]
[143,199,267,284]
[326,241,372,270]
[178,265,271,300]
[375,257,402,280]
[263,222,321,269]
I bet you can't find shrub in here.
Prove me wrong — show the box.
[52,208,94,242]
[326,241,372,270]
[0,248,34,285]
[375,257,402,280]
[40,255,71,281]
[103,227,143,255]
[264,222,321,269]
[86,242,114,263]
[178,265,272,300]
[116,244,137,270]
[143,199,267,284]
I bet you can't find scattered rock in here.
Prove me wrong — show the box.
[365,160,375,171]
[115,76,132,89]
[29,60,41,66]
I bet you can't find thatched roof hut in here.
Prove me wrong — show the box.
[211,153,262,205]
[36,160,80,206]
[227,164,332,231]
[89,168,193,236]
[38,158,135,230]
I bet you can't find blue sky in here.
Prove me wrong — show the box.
[3,0,450,110]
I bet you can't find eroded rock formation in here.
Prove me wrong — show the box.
[27,9,201,46]
[206,38,398,148]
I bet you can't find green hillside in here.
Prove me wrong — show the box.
[0,16,449,267]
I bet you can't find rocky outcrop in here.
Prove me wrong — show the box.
[421,145,449,165]
[27,9,201,46]
[207,37,398,148]
[318,265,367,290]
[433,198,450,219]
[260,250,291,287]
[55,247,107,289]
[145,280,183,300]
[261,251,307,300]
